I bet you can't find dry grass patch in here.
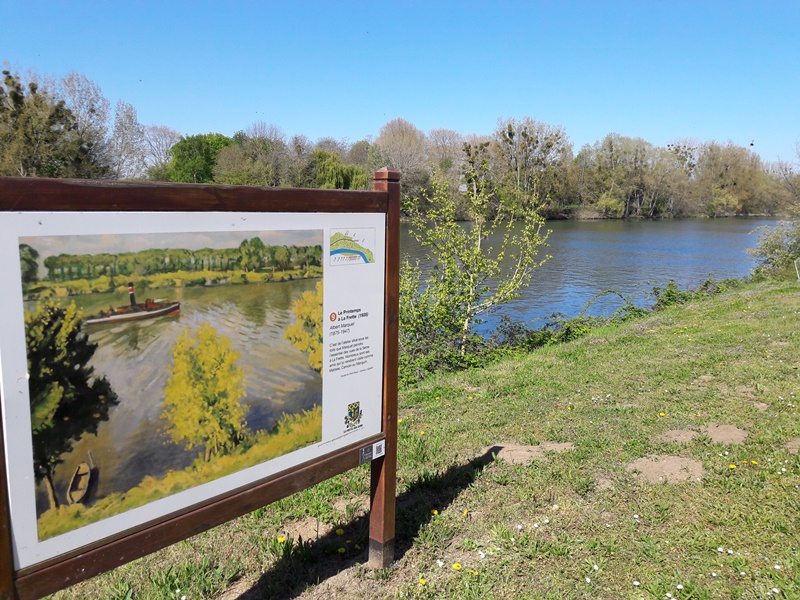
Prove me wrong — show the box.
[482,442,574,465]
[626,455,704,483]
[655,429,700,443]
[701,423,749,444]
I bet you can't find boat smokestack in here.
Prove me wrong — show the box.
[128,282,136,306]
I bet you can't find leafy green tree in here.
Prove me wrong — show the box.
[166,133,232,183]
[19,243,40,286]
[213,144,276,186]
[692,142,770,216]
[594,190,625,218]
[284,281,323,372]
[26,300,118,510]
[0,69,114,179]
[239,237,265,272]
[401,145,549,379]
[1,70,71,177]
[273,246,291,270]
[308,148,368,189]
[493,117,572,214]
[162,322,248,462]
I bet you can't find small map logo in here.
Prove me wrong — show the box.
[330,229,375,266]
[344,401,363,431]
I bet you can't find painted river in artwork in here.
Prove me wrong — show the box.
[34,279,321,515]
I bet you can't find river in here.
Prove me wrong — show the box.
[400,218,777,332]
[37,279,321,514]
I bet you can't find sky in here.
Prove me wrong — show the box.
[20,230,322,260]
[3,1,799,164]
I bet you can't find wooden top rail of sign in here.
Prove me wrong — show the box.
[0,170,400,600]
[0,176,390,213]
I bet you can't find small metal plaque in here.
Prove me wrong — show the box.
[359,445,373,464]
[359,441,386,464]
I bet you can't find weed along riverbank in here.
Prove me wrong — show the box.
[49,278,800,599]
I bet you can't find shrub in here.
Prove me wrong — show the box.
[747,220,800,279]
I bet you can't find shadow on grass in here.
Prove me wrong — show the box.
[233,446,503,599]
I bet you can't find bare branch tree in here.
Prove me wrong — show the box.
[143,124,181,169]
[109,100,146,179]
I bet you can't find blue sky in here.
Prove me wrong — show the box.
[4,1,799,163]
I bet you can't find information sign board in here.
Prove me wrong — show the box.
[0,171,399,599]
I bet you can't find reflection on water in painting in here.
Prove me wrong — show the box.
[34,279,321,515]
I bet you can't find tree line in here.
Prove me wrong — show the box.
[28,239,322,285]
[2,66,799,217]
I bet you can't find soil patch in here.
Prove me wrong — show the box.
[289,569,373,600]
[701,424,749,445]
[626,455,703,483]
[273,515,340,544]
[786,438,800,455]
[483,442,574,465]
[596,477,614,491]
[656,430,699,444]
[216,579,257,600]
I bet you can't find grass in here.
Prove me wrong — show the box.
[49,279,799,599]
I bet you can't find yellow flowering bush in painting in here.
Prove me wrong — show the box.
[284,281,323,372]
[162,322,248,462]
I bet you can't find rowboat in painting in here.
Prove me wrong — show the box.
[67,462,91,505]
[82,282,180,327]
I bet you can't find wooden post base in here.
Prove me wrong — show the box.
[368,537,395,569]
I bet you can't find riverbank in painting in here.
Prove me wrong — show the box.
[37,405,322,540]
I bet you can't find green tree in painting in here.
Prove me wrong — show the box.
[284,281,323,372]
[162,323,248,462]
[239,237,265,272]
[19,243,40,287]
[26,300,118,510]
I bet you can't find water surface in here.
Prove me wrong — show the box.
[37,279,321,512]
[401,218,775,330]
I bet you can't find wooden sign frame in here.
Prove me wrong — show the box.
[0,169,400,599]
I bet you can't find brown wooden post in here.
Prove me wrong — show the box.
[369,168,400,568]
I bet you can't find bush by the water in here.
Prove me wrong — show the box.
[748,219,800,279]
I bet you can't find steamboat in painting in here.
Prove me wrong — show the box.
[82,283,180,327]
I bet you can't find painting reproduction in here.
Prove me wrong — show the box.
[18,229,324,541]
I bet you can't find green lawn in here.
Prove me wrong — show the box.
[51,279,800,600]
